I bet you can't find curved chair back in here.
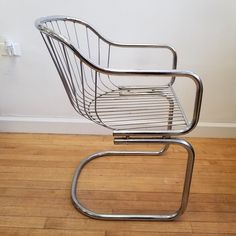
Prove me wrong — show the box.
[35,16,117,123]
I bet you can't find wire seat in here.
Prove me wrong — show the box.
[89,85,188,131]
[35,15,203,221]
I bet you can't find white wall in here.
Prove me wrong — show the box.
[0,0,236,137]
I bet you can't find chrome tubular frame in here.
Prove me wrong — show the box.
[35,15,203,221]
[71,138,195,221]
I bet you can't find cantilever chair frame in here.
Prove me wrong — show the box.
[35,15,203,221]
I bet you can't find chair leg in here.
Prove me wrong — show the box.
[71,138,195,221]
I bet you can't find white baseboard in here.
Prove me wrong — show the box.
[0,116,111,135]
[188,122,236,138]
[0,116,235,138]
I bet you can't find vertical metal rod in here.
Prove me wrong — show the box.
[62,45,81,111]
[80,61,91,119]
[94,72,106,126]
[169,49,177,85]
[45,35,81,114]
[73,22,80,49]
[107,44,118,88]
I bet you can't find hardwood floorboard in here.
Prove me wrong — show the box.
[0,133,235,235]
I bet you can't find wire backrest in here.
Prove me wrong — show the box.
[36,16,117,124]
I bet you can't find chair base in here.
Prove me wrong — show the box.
[71,138,195,221]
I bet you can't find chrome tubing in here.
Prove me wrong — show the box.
[71,138,195,221]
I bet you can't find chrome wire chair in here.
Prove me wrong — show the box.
[35,15,203,221]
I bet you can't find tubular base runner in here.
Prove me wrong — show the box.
[35,15,203,221]
[71,139,195,221]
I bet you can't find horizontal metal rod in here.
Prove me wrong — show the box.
[95,99,177,105]
[97,97,176,103]
[93,110,183,118]
[91,108,181,114]
[113,124,186,131]
[106,117,185,125]
[101,115,184,122]
[100,91,175,97]
[94,104,177,110]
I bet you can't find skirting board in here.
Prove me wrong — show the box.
[0,116,235,138]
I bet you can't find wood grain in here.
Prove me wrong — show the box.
[0,133,235,235]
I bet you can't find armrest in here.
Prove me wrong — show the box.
[108,42,178,85]
[95,67,203,136]
[110,42,177,57]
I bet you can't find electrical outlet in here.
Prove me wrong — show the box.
[0,40,21,56]
[0,42,8,55]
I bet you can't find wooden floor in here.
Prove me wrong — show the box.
[0,133,235,236]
